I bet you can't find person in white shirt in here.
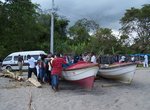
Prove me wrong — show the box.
[119,55,126,63]
[85,52,91,62]
[131,56,135,62]
[143,55,149,68]
[27,55,37,78]
[90,52,97,64]
[82,53,87,62]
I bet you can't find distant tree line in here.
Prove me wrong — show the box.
[0,0,150,59]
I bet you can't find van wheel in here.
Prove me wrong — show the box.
[6,66,12,71]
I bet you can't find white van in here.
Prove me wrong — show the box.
[2,50,47,71]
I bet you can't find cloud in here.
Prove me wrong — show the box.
[33,0,150,30]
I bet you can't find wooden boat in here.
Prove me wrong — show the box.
[99,62,137,83]
[62,61,99,89]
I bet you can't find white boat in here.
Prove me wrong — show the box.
[99,63,137,83]
[62,61,99,89]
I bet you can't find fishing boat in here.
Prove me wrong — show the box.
[99,62,137,83]
[62,61,99,89]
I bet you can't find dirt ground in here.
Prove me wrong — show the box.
[0,68,150,110]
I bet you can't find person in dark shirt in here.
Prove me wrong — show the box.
[73,54,79,63]
[17,55,24,74]
[38,54,46,83]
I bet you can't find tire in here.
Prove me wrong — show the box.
[6,66,12,71]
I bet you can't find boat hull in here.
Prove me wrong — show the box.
[71,76,95,89]
[99,63,137,83]
[62,66,99,89]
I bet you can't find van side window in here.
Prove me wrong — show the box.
[31,55,39,60]
[4,56,12,61]
[24,56,27,60]
[14,56,23,61]
[14,56,19,61]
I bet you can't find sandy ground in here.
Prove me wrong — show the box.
[0,68,150,110]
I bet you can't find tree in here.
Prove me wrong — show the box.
[0,0,39,55]
[0,0,70,58]
[118,34,131,54]
[120,4,150,53]
[90,28,119,54]
[74,18,99,32]
[68,18,99,43]
[36,12,70,53]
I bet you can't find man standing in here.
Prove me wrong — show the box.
[85,52,91,62]
[51,53,66,91]
[131,56,135,62]
[91,52,97,64]
[17,55,24,74]
[27,55,37,79]
[143,55,149,68]
[119,55,126,63]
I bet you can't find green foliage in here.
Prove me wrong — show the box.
[0,0,39,54]
[68,42,87,54]
[69,26,90,43]
[68,18,99,44]
[93,28,119,54]
[74,18,99,32]
[0,1,70,57]
[0,2,150,59]
[120,4,150,53]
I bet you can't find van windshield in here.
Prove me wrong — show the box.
[4,56,12,61]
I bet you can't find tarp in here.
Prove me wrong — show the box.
[130,54,150,57]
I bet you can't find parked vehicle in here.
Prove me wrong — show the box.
[2,50,47,71]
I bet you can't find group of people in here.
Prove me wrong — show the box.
[17,52,97,92]
[17,52,150,91]
[119,54,149,68]
[27,53,66,92]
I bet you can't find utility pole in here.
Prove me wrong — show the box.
[50,0,54,54]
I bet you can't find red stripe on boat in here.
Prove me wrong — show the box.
[65,61,98,71]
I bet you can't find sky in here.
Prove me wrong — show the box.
[32,0,150,35]
[1,0,150,35]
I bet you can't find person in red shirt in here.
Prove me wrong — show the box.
[51,53,66,91]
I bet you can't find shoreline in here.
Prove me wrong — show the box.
[0,68,150,110]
